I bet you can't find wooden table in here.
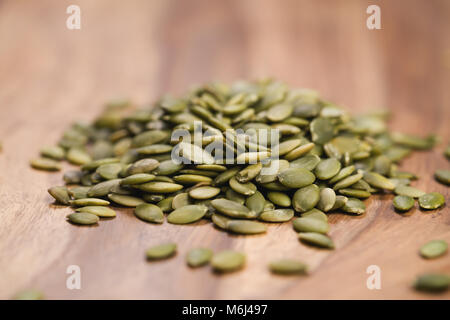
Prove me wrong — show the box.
[0,0,448,300]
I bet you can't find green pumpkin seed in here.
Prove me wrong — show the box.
[120,173,155,185]
[40,146,65,160]
[186,248,213,267]
[267,191,291,207]
[48,186,70,205]
[330,195,348,211]
[329,165,355,184]
[267,104,293,122]
[284,142,315,161]
[342,198,366,215]
[30,158,61,171]
[136,182,183,193]
[67,212,100,225]
[178,142,214,164]
[157,197,174,213]
[394,185,425,198]
[245,191,265,215]
[236,152,271,164]
[153,160,184,175]
[189,186,221,200]
[256,159,289,183]
[418,192,445,210]
[135,203,164,224]
[229,176,256,195]
[317,188,336,212]
[225,188,246,204]
[108,193,145,207]
[136,144,172,155]
[363,171,395,190]
[414,274,450,292]
[127,158,159,175]
[211,198,255,219]
[298,232,334,249]
[211,250,245,272]
[67,148,92,165]
[173,174,212,185]
[146,242,177,260]
[143,193,165,203]
[227,220,267,234]
[292,184,320,212]
[70,198,110,207]
[293,217,329,234]
[132,130,169,148]
[259,209,294,222]
[63,170,83,184]
[420,240,448,259]
[82,158,120,171]
[278,167,315,188]
[277,139,302,156]
[434,169,450,185]
[68,186,90,199]
[269,259,308,275]
[310,118,335,144]
[213,167,241,186]
[290,154,321,171]
[167,205,208,224]
[301,208,328,222]
[172,193,192,209]
[393,195,415,211]
[76,206,116,217]
[236,163,262,183]
[211,213,231,229]
[87,179,122,197]
[96,163,123,180]
[339,188,371,199]
[314,158,341,180]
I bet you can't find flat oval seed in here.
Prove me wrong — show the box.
[213,167,241,186]
[134,203,164,224]
[67,148,92,165]
[40,146,65,160]
[186,248,213,267]
[211,198,254,219]
[293,217,329,234]
[290,154,321,171]
[420,240,448,259]
[211,250,246,273]
[120,173,155,185]
[157,197,174,213]
[225,188,246,205]
[267,191,291,207]
[87,179,122,197]
[259,209,294,222]
[167,205,208,224]
[284,142,315,161]
[70,198,110,207]
[172,193,192,209]
[127,158,159,175]
[338,188,371,199]
[229,177,256,195]
[269,259,308,275]
[277,139,302,156]
[329,165,355,184]
[298,232,335,249]
[227,220,267,235]
[146,243,176,260]
[236,163,262,183]
[342,198,366,215]
[189,186,221,200]
[108,193,145,207]
[136,144,172,155]
[30,158,61,171]
[394,185,425,198]
[211,214,231,229]
[267,103,293,122]
[278,168,315,188]
[136,182,183,193]
[314,158,341,180]
[363,171,395,190]
[434,169,450,185]
[245,191,265,215]
[292,184,320,212]
[153,160,184,175]
[418,192,445,210]
[317,188,336,212]
[76,206,116,217]
[173,174,212,185]
[96,163,123,180]
[414,274,450,292]
[48,186,70,205]
[67,212,99,225]
[301,208,328,222]
[236,152,271,164]
[393,195,415,212]
[333,173,363,190]
[330,195,348,211]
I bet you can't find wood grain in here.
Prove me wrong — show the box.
[0,0,449,299]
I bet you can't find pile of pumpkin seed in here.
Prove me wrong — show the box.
[30,79,448,290]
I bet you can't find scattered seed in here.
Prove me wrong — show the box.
[269,259,308,275]
[146,243,177,260]
[434,169,450,186]
[211,250,245,273]
[298,232,335,249]
[420,240,448,259]
[418,192,445,210]
[76,206,116,217]
[414,274,450,292]
[186,248,213,267]
[135,203,164,224]
[67,212,100,225]
[167,205,208,224]
[48,186,70,205]
[393,195,415,212]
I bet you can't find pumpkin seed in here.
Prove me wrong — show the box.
[68,186,90,199]
[269,259,307,275]
[298,232,334,249]
[108,193,145,207]
[167,205,208,224]
[87,179,122,197]
[284,142,315,161]
[236,163,262,183]
[434,169,450,185]
[245,191,265,215]
[267,104,293,122]
[127,158,159,175]
[171,193,192,209]
[339,188,371,199]
[363,171,395,190]
[292,184,320,212]
[67,212,100,225]
[136,181,183,193]
[236,151,271,163]
[76,206,116,217]
[173,174,212,185]
[317,188,336,212]
[186,248,213,267]
[293,217,329,234]
[329,165,355,184]
[259,209,294,222]
[157,197,174,213]
[342,198,366,215]
[301,208,328,222]
[213,167,241,186]
[229,176,256,195]
[211,213,231,229]
[30,158,61,171]
[40,146,65,160]
[314,158,341,180]
[146,243,177,260]
[211,198,255,219]
[67,148,91,165]
[120,173,155,185]
[96,163,123,180]
[278,167,315,188]
[135,203,164,224]
[132,130,169,148]
[418,192,445,210]
[48,186,70,205]
[70,198,110,207]
[420,240,448,259]
[330,195,348,210]
[189,186,221,200]
[394,185,425,198]
[211,250,245,272]
[290,154,321,171]
[136,144,172,155]
[277,139,302,156]
[227,220,267,234]
[414,274,450,292]
[267,191,291,207]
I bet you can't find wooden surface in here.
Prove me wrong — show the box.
[0,0,449,300]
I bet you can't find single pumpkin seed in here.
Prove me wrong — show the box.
[393,195,415,211]
[301,208,328,222]
[314,158,341,180]
[227,220,267,234]
[293,217,329,234]
[277,139,302,156]
[67,148,92,165]
[67,212,100,225]
[363,171,395,190]
[418,192,445,210]
[329,165,355,184]
[339,188,371,199]
[342,197,366,215]
[259,209,294,222]
[317,188,336,212]
[211,198,255,219]
[96,163,123,180]
[186,248,213,267]
[278,167,315,188]
[157,197,174,213]
[127,158,159,175]
[76,206,116,217]
[284,142,315,161]
[267,191,291,207]
[269,259,308,275]
[172,193,192,209]
[136,144,172,155]
[289,154,321,171]
[236,163,262,183]
[394,185,425,198]
[330,195,348,211]
[136,181,183,193]
[68,186,90,199]
[245,191,265,215]
[167,205,208,224]
[108,193,145,207]
[292,184,320,212]
[40,146,65,160]
[434,169,450,185]
[414,274,450,292]
[211,250,245,272]
[146,242,177,260]
[70,198,110,207]
[298,232,335,249]
[135,203,164,224]
[420,240,448,259]
[87,179,122,197]
[48,186,70,205]
[229,176,256,195]
[189,186,221,200]
[120,173,155,185]
[30,158,61,171]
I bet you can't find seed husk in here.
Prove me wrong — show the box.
[186,248,213,267]
[76,206,116,217]
[363,171,395,190]
[393,195,415,212]
[229,176,256,195]
[146,242,177,260]
[293,217,329,234]
[301,208,328,222]
[108,193,145,207]
[67,212,100,225]
[211,250,245,273]
[189,186,221,200]
[227,220,267,234]
[30,158,61,171]
[414,274,450,292]
[40,146,65,160]
[211,198,255,219]
[314,158,341,180]
[70,198,110,207]
[419,240,448,259]
[292,184,320,212]
[434,169,450,186]
[269,259,308,275]
[317,188,336,212]
[418,192,445,210]
[394,185,425,198]
[48,186,70,205]
[278,167,315,188]
[298,232,335,249]
[267,191,291,207]
[259,209,294,222]
[167,205,208,224]
[342,197,366,215]
[135,203,164,224]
